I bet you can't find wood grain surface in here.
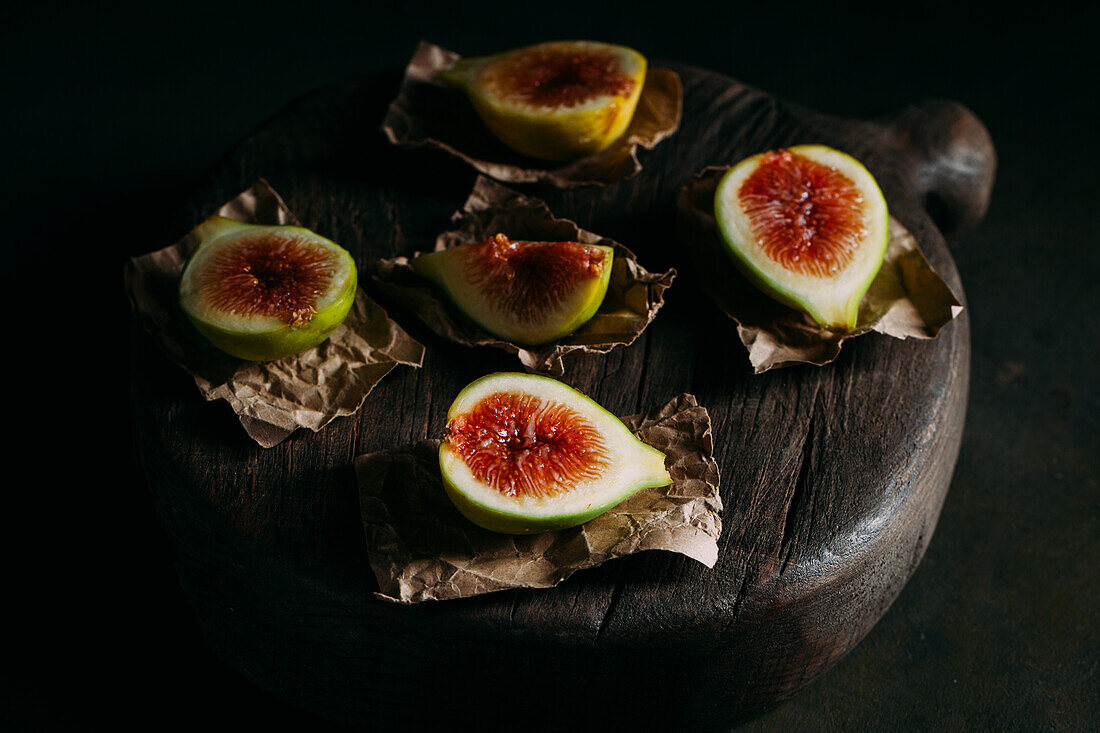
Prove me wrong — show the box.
[129,64,994,730]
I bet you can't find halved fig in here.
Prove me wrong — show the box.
[411,234,613,345]
[178,217,357,361]
[440,372,670,534]
[714,145,889,330]
[439,40,647,161]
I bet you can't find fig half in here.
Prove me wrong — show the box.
[439,40,647,161]
[440,373,671,534]
[178,217,357,361]
[411,234,613,345]
[714,145,889,330]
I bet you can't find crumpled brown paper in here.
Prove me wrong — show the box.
[355,393,722,603]
[373,176,675,376]
[381,40,683,188]
[124,180,425,447]
[677,167,963,373]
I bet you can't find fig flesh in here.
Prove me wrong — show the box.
[178,217,357,361]
[439,40,647,161]
[411,234,613,345]
[440,372,670,534]
[714,145,889,330]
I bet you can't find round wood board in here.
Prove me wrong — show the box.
[130,63,993,730]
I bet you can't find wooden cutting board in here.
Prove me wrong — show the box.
[130,63,994,729]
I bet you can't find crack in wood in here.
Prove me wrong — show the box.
[723,571,752,635]
[634,332,652,414]
[507,589,522,626]
[779,390,821,575]
[595,573,627,641]
[349,402,363,456]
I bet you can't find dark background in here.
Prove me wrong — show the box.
[4,1,1096,729]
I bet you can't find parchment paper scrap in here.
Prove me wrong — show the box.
[676,166,963,373]
[356,393,722,604]
[373,176,675,376]
[124,180,425,448]
[381,40,683,188]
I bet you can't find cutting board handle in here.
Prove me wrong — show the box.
[877,99,996,239]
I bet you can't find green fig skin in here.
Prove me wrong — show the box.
[183,273,356,362]
[179,217,358,362]
[441,478,622,535]
[439,373,671,535]
[713,145,890,331]
[411,240,614,346]
[438,41,648,162]
[714,216,887,332]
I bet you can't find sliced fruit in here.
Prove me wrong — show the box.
[178,217,357,361]
[714,145,889,330]
[439,372,670,534]
[411,233,613,345]
[439,40,647,161]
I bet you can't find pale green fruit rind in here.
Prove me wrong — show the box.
[439,372,671,535]
[410,243,614,345]
[553,249,614,339]
[438,41,647,162]
[713,145,889,331]
[437,57,486,90]
[179,218,358,361]
[183,275,356,361]
[190,216,254,247]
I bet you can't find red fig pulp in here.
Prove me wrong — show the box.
[445,390,609,499]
